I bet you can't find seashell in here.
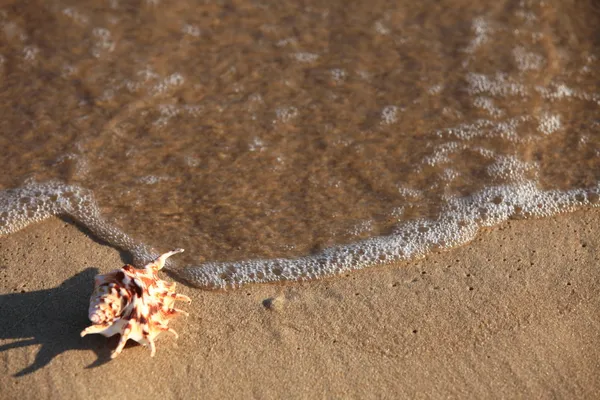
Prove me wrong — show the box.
[81,249,191,358]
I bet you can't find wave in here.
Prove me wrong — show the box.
[1,180,597,290]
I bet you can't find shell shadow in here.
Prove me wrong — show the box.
[0,267,113,376]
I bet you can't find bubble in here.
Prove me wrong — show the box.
[152,73,185,95]
[275,106,298,123]
[465,17,489,54]
[22,46,39,62]
[465,73,528,97]
[91,28,115,57]
[374,20,390,35]
[181,24,201,37]
[513,46,545,71]
[537,113,561,135]
[330,68,346,83]
[292,52,319,63]
[62,8,89,25]
[428,84,444,95]
[472,97,504,117]
[380,106,399,125]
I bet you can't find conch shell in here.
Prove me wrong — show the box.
[81,249,191,358]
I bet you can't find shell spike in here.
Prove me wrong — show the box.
[167,328,179,339]
[111,330,131,359]
[173,293,192,303]
[149,340,157,357]
[150,248,185,271]
[81,324,108,337]
[157,325,179,339]
[172,308,189,318]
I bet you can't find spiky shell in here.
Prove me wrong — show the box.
[81,249,191,358]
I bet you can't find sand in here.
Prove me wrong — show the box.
[1,211,599,399]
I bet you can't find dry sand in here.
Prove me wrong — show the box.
[1,211,599,399]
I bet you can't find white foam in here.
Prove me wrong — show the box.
[154,104,202,127]
[137,176,171,185]
[513,46,545,71]
[293,52,319,63]
[397,187,423,199]
[91,28,115,58]
[428,84,444,95]
[4,180,596,291]
[22,46,39,62]
[0,181,157,266]
[182,24,201,37]
[62,8,89,25]
[275,37,297,47]
[152,73,185,95]
[472,96,504,117]
[537,113,561,135]
[275,106,298,123]
[466,73,528,97]
[440,168,460,182]
[422,142,467,167]
[349,220,374,236]
[535,83,598,103]
[380,106,399,125]
[248,137,267,152]
[436,116,529,142]
[180,181,600,289]
[486,156,537,182]
[374,20,390,35]
[465,17,489,54]
[330,68,346,83]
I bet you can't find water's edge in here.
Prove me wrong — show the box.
[1,180,597,289]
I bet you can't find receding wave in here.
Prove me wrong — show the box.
[0,180,597,289]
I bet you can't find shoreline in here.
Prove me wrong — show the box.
[1,210,599,398]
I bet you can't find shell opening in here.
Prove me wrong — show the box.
[89,312,103,324]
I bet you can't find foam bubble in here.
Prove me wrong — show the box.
[276,37,297,47]
[275,106,298,123]
[465,17,489,54]
[472,97,504,117]
[466,73,528,97]
[62,8,89,25]
[330,68,346,83]
[293,52,319,63]
[152,73,185,95]
[23,46,39,62]
[248,137,266,152]
[182,24,201,37]
[422,142,467,167]
[91,28,115,58]
[513,46,545,71]
[486,156,537,182]
[137,176,171,185]
[380,106,399,125]
[537,113,561,135]
[436,117,529,142]
[535,83,597,103]
[374,20,390,35]
[428,84,444,95]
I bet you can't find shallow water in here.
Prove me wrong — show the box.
[0,0,598,288]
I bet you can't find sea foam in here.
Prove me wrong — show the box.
[0,180,596,290]
[180,181,600,289]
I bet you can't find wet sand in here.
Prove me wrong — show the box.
[1,211,599,399]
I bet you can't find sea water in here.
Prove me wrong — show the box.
[0,0,598,288]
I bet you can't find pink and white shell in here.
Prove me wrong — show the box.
[80,249,191,358]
